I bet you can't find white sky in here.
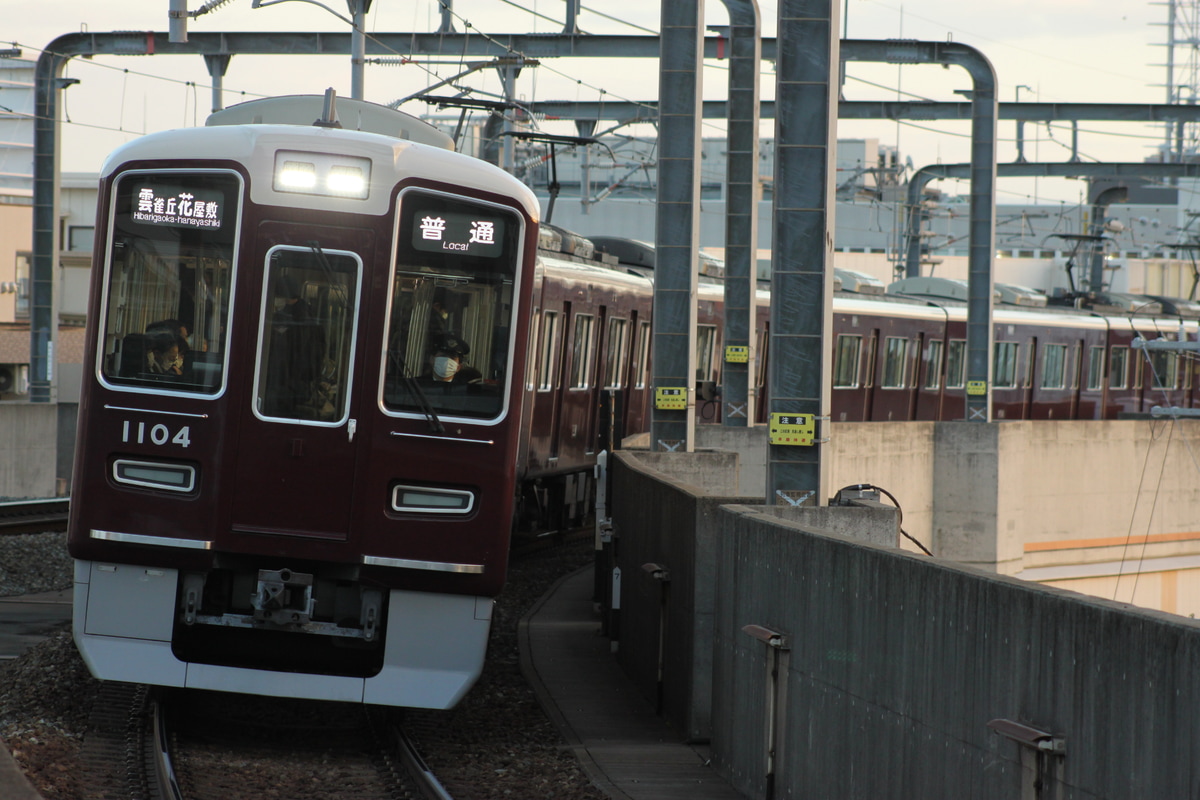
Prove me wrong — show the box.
[6,0,1175,204]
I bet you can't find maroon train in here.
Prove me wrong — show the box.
[69,96,544,708]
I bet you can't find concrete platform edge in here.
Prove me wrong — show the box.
[0,737,44,800]
[518,566,635,800]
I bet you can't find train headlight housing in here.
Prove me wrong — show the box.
[327,165,367,197]
[113,459,196,493]
[273,150,371,200]
[276,160,316,190]
[391,484,475,515]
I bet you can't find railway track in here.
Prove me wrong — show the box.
[79,684,453,800]
[0,497,69,535]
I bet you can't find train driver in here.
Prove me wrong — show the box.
[430,333,482,385]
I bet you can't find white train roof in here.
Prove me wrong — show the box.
[100,116,538,221]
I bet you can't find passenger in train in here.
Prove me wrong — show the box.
[146,332,186,377]
[146,318,193,374]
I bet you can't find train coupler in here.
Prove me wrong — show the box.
[252,568,316,625]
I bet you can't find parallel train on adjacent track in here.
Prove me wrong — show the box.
[68,92,1199,709]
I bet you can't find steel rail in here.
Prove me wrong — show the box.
[0,498,69,535]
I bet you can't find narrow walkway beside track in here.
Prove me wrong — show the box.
[520,568,743,800]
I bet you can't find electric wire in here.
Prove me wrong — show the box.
[835,483,933,556]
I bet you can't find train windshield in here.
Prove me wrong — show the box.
[382,190,523,420]
[97,170,241,395]
[253,245,361,423]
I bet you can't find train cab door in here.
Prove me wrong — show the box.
[229,236,368,541]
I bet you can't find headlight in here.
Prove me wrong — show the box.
[113,459,196,493]
[273,150,371,200]
[391,484,474,514]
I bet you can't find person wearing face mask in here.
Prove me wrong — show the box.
[429,334,482,385]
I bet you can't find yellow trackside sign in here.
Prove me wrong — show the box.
[769,413,815,445]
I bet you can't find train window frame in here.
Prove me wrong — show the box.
[1148,342,1179,390]
[756,327,770,390]
[1022,341,1036,390]
[569,313,596,391]
[525,308,541,391]
[95,168,243,399]
[251,244,363,426]
[537,310,559,392]
[603,317,629,390]
[1109,346,1129,390]
[833,334,862,389]
[379,188,526,425]
[634,320,652,390]
[696,324,719,383]
[993,341,1019,389]
[1087,346,1104,391]
[881,337,910,389]
[1041,344,1068,390]
[945,339,966,389]
[923,339,944,391]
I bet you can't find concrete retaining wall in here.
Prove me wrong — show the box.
[699,420,1200,581]
[611,450,898,742]
[0,403,61,498]
[711,503,1200,800]
[611,450,757,740]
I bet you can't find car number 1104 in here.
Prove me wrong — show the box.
[122,420,192,448]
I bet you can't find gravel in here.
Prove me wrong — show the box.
[0,532,610,800]
[0,533,74,598]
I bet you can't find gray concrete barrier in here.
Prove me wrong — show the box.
[711,503,1200,799]
[0,404,62,498]
[610,450,898,743]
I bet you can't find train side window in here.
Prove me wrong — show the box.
[538,310,559,392]
[881,337,909,389]
[923,339,943,390]
[634,320,652,390]
[98,170,241,395]
[569,314,595,390]
[756,327,770,389]
[1109,346,1129,390]
[1148,346,1178,389]
[945,339,966,389]
[1042,344,1067,390]
[696,324,718,382]
[833,334,862,388]
[604,318,629,389]
[1087,346,1104,390]
[1071,344,1082,391]
[993,341,1019,389]
[525,309,541,391]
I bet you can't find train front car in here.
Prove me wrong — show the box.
[68,96,539,708]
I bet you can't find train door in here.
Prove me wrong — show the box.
[1022,336,1038,419]
[1069,341,1083,420]
[586,305,607,454]
[548,301,571,462]
[863,330,879,420]
[909,332,925,420]
[229,233,366,540]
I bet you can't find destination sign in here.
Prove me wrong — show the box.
[131,185,224,229]
[412,209,505,257]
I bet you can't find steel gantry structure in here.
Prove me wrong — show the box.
[29,25,1200,504]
